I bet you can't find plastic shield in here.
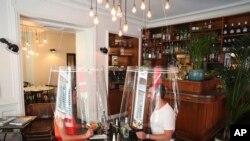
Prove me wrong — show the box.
[49,66,108,139]
[119,66,179,133]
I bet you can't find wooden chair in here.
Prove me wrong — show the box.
[23,103,55,141]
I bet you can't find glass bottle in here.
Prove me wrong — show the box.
[101,111,109,134]
[236,22,241,34]
[242,21,249,33]
[158,49,162,59]
[208,20,212,29]
[223,24,228,35]
[229,23,235,34]
[122,117,130,138]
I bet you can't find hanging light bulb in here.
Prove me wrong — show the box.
[123,20,128,32]
[26,55,30,58]
[165,0,170,9]
[43,31,47,43]
[147,10,152,18]
[116,2,122,18]
[43,39,47,43]
[141,0,145,10]
[118,28,123,37]
[35,52,39,56]
[111,4,116,15]
[97,0,103,4]
[89,8,94,17]
[89,0,94,17]
[94,14,99,24]
[22,47,27,51]
[105,0,109,9]
[112,15,117,21]
[147,0,152,18]
[132,4,136,13]
[123,0,128,32]
[94,0,99,25]
[118,17,122,37]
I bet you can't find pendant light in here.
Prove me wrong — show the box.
[147,0,152,18]
[111,0,116,16]
[132,0,136,13]
[118,18,123,37]
[123,0,128,32]
[116,0,122,18]
[141,0,146,10]
[105,0,109,9]
[97,0,103,4]
[165,0,170,10]
[43,31,47,43]
[89,0,94,17]
[112,15,117,21]
[94,0,99,25]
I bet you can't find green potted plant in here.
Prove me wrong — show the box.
[215,34,250,140]
[187,33,215,81]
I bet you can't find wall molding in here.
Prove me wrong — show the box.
[5,0,25,116]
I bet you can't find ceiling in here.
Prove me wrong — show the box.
[19,0,250,32]
[77,0,249,21]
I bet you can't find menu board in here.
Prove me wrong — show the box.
[132,70,148,129]
[55,67,73,118]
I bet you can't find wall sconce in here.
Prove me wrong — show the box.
[0,38,19,54]
[50,48,56,53]
[100,47,108,54]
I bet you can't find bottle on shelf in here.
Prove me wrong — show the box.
[229,23,235,34]
[166,44,170,54]
[223,39,227,52]
[158,49,162,59]
[208,20,212,29]
[242,21,249,33]
[148,49,152,59]
[236,22,241,34]
[184,29,188,39]
[223,24,228,35]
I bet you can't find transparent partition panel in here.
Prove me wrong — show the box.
[49,66,108,139]
[119,66,179,134]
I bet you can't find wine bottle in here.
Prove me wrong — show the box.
[236,22,241,34]
[208,20,212,29]
[229,23,235,34]
[242,21,249,33]
[223,39,227,52]
[121,117,130,138]
[223,24,228,35]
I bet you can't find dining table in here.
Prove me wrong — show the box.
[24,85,55,104]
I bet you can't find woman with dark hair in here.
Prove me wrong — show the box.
[136,84,176,141]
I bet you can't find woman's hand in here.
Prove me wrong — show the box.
[85,129,94,138]
[136,131,146,140]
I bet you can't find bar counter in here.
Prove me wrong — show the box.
[167,90,225,141]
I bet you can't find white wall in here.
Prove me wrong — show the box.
[22,30,75,85]
[0,0,24,117]
[14,0,142,88]
[76,28,96,68]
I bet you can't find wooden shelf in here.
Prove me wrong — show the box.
[223,33,248,38]
[108,33,139,116]
[141,12,250,68]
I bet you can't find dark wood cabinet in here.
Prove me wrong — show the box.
[141,12,250,68]
[174,92,225,141]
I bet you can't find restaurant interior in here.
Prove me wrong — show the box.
[0,0,250,141]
